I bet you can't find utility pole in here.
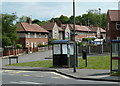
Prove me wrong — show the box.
[73,0,76,73]
[98,8,102,54]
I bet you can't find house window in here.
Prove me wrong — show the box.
[117,37,120,40]
[39,33,41,38]
[107,23,109,30]
[116,22,120,30]
[45,34,47,38]
[28,33,30,38]
[34,42,37,47]
[34,33,37,38]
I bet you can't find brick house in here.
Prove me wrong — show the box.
[65,24,106,41]
[16,18,49,52]
[106,10,120,41]
[41,20,63,40]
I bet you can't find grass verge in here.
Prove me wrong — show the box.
[110,72,120,76]
[7,55,110,70]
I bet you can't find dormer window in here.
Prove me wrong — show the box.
[116,22,120,30]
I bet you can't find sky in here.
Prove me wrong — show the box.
[1,1,119,21]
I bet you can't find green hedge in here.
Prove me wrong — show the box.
[38,44,47,47]
[82,38,95,41]
[16,44,22,48]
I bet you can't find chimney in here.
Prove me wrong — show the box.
[50,19,54,23]
[26,17,32,24]
[58,21,62,27]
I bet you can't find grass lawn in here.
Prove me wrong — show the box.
[110,72,120,76]
[7,55,110,70]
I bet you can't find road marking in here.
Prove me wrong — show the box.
[51,77,61,79]
[3,70,32,74]
[11,81,45,84]
[23,75,30,77]
[85,75,110,78]
[50,72,71,79]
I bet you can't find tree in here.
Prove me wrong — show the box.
[59,15,69,24]
[18,16,27,22]
[2,13,18,48]
[32,19,41,25]
[68,16,74,24]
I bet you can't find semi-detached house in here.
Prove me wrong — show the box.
[107,10,120,41]
[16,18,49,52]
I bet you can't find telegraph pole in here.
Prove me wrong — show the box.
[98,8,102,54]
[73,0,76,73]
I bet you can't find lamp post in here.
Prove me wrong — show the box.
[73,0,76,73]
[98,8,102,53]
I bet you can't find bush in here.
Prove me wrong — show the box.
[77,42,83,46]
[82,38,95,41]
[38,44,47,47]
[16,44,22,48]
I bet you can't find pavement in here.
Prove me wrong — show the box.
[1,50,120,82]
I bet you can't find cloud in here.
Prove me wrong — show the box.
[2,2,118,21]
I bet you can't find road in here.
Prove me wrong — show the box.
[2,50,52,66]
[1,70,119,86]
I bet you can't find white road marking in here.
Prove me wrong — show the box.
[76,80,118,84]
[50,72,71,79]
[23,75,30,76]
[51,77,61,79]
[3,70,32,74]
[11,81,45,84]
[85,75,110,78]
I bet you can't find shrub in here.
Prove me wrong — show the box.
[16,44,22,48]
[38,44,47,47]
[77,42,83,46]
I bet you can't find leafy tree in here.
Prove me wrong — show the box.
[32,19,41,25]
[68,16,74,24]
[2,13,18,48]
[59,15,69,24]
[18,16,27,22]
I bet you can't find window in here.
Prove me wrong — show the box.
[116,22,120,30]
[34,42,37,47]
[117,37,120,40]
[39,33,41,38]
[107,23,109,30]
[34,33,37,38]
[45,34,47,38]
[28,33,30,38]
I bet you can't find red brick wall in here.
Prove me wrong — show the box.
[107,21,120,40]
[17,37,48,49]
[3,49,23,56]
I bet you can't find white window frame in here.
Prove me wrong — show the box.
[117,37,120,40]
[34,33,37,38]
[39,33,41,38]
[116,22,120,30]
[28,32,30,38]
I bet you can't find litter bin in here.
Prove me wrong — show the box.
[82,50,87,59]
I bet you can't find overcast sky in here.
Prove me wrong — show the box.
[1,1,119,21]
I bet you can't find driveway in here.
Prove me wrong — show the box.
[2,50,52,66]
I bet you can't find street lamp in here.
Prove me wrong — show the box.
[98,8,102,54]
[73,0,76,73]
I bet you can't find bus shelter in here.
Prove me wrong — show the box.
[51,40,78,67]
[111,40,120,73]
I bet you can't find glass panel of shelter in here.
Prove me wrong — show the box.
[53,44,61,54]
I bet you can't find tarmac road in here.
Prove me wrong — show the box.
[2,70,119,85]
